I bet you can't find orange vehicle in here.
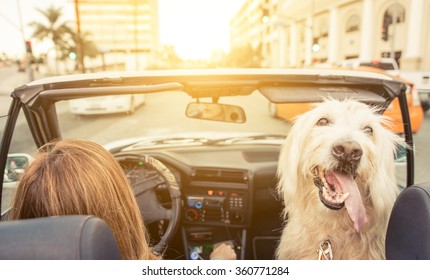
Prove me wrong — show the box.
[269,67,424,134]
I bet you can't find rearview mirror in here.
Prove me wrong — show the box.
[4,154,33,183]
[186,102,246,123]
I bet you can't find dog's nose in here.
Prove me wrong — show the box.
[332,140,363,163]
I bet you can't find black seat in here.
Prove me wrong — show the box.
[386,184,430,259]
[0,215,121,260]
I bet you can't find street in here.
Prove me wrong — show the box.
[0,66,25,113]
[0,65,31,95]
[1,65,430,186]
[411,110,430,184]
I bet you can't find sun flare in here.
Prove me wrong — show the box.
[158,0,244,60]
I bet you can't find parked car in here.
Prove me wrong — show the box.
[337,58,400,76]
[16,59,26,72]
[269,67,424,134]
[0,68,422,260]
[69,94,145,115]
[398,71,430,112]
[338,58,430,113]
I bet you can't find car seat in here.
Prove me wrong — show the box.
[0,215,121,259]
[386,184,430,259]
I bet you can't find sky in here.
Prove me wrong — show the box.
[0,0,245,60]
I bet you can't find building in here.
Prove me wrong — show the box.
[231,0,430,70]
[230,0,273,67]
[74,0,159,71]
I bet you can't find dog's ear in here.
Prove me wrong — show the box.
[369,116,405,214]
[277,112,312,214]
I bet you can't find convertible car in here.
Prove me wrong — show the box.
[0,68,428,260]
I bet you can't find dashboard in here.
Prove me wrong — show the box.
[117,143,282,260]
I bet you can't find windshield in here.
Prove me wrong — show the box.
[57,90,290,147]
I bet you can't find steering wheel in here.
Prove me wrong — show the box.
[115,154,181,255]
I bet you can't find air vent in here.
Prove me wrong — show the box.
[191,168,248,183]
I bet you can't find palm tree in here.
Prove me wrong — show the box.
[220,44,262,68]
[64,32,99,72]
[29,5,73,74]
[72,32,99,58]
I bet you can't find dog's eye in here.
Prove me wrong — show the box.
[316,118,330,126]
[363,126,373,135]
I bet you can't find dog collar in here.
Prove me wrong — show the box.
[317,240,333,260]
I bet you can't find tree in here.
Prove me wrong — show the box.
[29,5,74,74]
[64,32,99,71]
[219,44,262,68]
[147,45,183,69]
[72,32,99,59]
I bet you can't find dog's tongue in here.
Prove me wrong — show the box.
[331,171,368,232]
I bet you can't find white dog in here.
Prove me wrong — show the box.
[276,99,404,260]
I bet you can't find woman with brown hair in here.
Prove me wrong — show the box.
[8,139,236,260]
[9,139,158,260]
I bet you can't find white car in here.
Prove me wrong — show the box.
[69,94,145,115]
[337,58,400,76]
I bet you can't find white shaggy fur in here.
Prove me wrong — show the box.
[276,99,404,260]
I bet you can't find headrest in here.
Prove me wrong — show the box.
[0,215,121,260]
[386,184,430,260]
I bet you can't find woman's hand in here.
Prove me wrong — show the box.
[209,243,237,260]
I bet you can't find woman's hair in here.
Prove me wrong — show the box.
[9,139,158,260]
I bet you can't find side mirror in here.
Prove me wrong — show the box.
[186,102,246,123]
[4,154,33,183]
[394,145,409,166]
